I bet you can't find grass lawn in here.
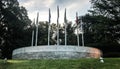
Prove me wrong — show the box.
[0,58,120,69]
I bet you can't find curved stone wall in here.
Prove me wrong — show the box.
[12,45,102,59]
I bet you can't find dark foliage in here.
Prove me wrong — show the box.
[0,0,31,58]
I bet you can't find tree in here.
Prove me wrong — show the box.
[39,21,77,45]
[66,22,77,45]
[35,22,57,45]
[81,0,120,57]
[82,0,120,44]
[90,0,120,42]
[0,0,31,58]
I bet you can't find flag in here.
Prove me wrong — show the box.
[31,18,35,30]
[57,6,59,24]
[48,8,51,24]
[76,12,78,25]
[64,8,67,23]
[57,6,59,18]
[36,12,39,26]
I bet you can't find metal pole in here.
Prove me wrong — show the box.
[31,19,35,46]
[48,8,51,46]
[77,26,80,46]
[81,20,84,46]
[82,32,84,46]
[57,22,59,46]
[31,30,34,46]
[65,23,67,46]
[48,24,50,46]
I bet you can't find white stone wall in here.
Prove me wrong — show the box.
[12,45,101,59]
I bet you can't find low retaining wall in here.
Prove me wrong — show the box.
[12,45,102,59]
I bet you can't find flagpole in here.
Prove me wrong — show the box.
[64,8,67,46]
[31,30,34,46]
[31,19,35,46]
[48,25,50,46]
[76,12,79,46]
[81,20,84,46]
[35,12,39,46]
[77,25,80,46]
[65,24,67,46]
[48,8,51,46]
[57,6,59,46]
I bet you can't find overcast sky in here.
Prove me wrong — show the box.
[18,0,91,23]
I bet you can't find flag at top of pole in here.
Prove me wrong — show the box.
[57,6,59,24]
[36,12,39,26]
[49,8,51,23]
[57,6,59,18]
[76,12,79,25]
[64,8,67,23]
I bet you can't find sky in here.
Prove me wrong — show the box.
[18,0,91,23]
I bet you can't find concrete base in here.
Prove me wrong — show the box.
[12,45,101,59]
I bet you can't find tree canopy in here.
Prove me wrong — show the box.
[0,0,31,58]
[90,0,120,41]
[82,0,120,57]
[0,0,120,58]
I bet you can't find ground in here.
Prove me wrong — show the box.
[0,58,120,69]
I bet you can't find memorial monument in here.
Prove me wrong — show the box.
[12,6,102,59]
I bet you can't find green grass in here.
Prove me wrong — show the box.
[0,58,120,69]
